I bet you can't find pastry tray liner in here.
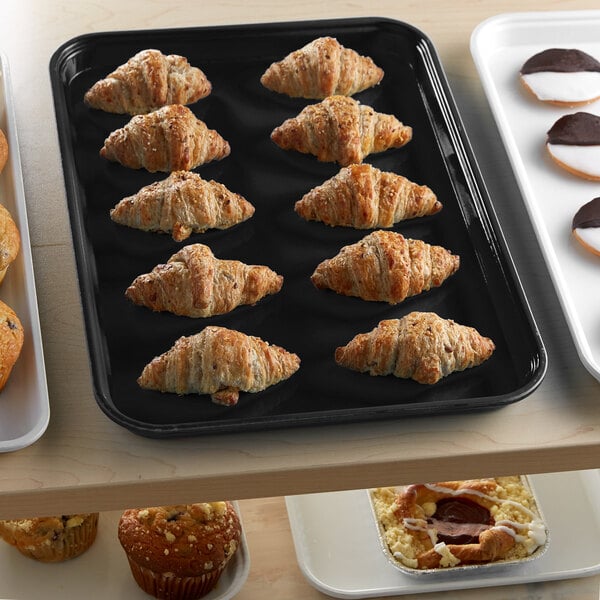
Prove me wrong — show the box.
[368,475,549,576]
[49,17,546,437]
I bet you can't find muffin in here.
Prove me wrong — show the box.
[0,513,99,562]
[0,299,24,391]
[118,502,242,600]
[0,128,8,174]
[0,203,20,285]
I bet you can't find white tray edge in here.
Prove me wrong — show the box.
[0,51,50,451]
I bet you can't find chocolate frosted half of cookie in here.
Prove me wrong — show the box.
[520,48,600,106]
[572,197,600,256]
[546,112,600,180]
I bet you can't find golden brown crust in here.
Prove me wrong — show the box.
[0,513,99,562]
[126,243,283,317]
[335,312,495,384]
[260,36,384,99]
[100,104,230,172]
[392,480,518,568]
[0,203,20,285]
[118,502,241,577]
[0,300,24,392]
[295,163,441,228]
[0,128,8,174]
[372,476,547,571]
[84,49,212,115]
[311,230,459,304]
[270,95,412,166]
[109,170,254,241]
[137,326,300,405]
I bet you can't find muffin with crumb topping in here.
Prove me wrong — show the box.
[0,513,99,562]
[118,502,241,600]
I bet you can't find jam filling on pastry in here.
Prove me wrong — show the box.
[427,497,493,545]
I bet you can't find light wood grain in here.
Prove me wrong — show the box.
[0,0,598,521]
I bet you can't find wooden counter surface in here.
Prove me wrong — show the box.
[0,0,598,520]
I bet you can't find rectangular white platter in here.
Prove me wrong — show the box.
[0,505,250,599]
[470,10,600,382]
[0,52,50,452]
[285,470,600,597]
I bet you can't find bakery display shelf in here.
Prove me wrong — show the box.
[0,504,250,599]
[0,52,50,452]
[49,16,545,438]
[471,10,600,383]
[285,470,600,598]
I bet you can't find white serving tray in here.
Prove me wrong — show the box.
[0,506,250,599]
[285,470,600,597]
[470,10,600,382]
[0,52,49,451]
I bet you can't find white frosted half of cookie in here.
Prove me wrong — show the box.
[547,143,600,178]
[522,71,600,103]
[573,226,600,254]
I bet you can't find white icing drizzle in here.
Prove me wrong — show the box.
[574,226,600,252]
[547,143,600,178]
[522,71,600,102]
[399,482,547,554]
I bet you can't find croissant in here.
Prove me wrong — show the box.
[260,36,384,99]
[270,95,412,166]
[335,312,495,384]
[109,170,254,241]
[311,230,459,304]
[295,163,441,228]
[84,49,212,115]
[100,104,230,172]
[138,326,300,406]
[126,243,283,317]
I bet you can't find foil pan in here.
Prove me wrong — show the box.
[368,475,549,576]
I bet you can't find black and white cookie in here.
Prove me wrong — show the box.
[520,48,600,107]
[572,197,600,256]
[546,112,600,180]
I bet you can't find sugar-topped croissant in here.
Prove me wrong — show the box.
[126,243,283,318]
[109,170,254,241]
[335,312,495,384]
[270,95,412,166]
[260,36,384,99]
[100,104,230,172]
[84,49,212,115]
[138,326,300,406]
[295,163,441,228]
[311,230,459,304]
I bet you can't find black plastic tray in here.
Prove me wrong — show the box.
[49,17,547,438]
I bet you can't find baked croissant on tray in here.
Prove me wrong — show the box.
[270,95,412,166]
[109,170,254,241]
[138,326,300,406]
[295,163,441,228]
[335,312,495,384]
[311,230,459,304]
[84,49,212,115]
[260,36,384,99]
[100,104,230,172]
[126,243,283,318]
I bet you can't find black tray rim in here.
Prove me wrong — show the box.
[49,15,548,438]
